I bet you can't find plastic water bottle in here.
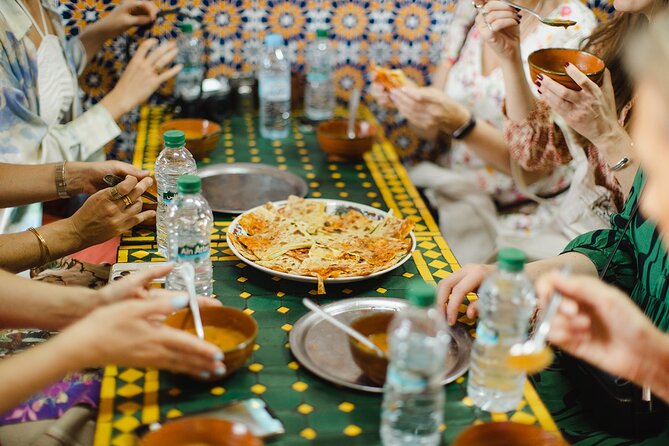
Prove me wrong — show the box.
[304,28,335,121]
[381,282,450,446]
[175,23,204,100]
[467,247,536,412]
[165,176,213,297]
[155,130,197,256]
[259,33,291,139]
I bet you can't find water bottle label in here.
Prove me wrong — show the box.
[259,75,290,101]
[307,71,329,83]
[177,242,210,261]
[476,323,499,346]
[162,190,177,203]
[386,367,428,392]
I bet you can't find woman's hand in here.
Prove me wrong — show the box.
[67,175,155,248]
[536,67,623,145]
[369,82,396,110]
[475,1,522,60]
[437,264,495,325]
[95,0,159,40]
[536,272,659,384]
[101,39,182,120]
[390,86,470,140]
[55,295,226,378]
[65,161,150,196]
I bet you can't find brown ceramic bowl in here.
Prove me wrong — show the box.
[165,307,258,380]
[348,312,394,386]
[452,422,569,446]
[529,48,605,91]
[141,418,263,446]
[159,119,222,160]
[317,119,377,161]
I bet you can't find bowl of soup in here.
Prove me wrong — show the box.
[141,418,263,446]
[348,312,394,385]
[451,422,569,446]
[160,119,222,160]
[165,306,257,380]
[316,119,377,161]
[528,48,605,91]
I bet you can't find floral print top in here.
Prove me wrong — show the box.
[442,1,598,206]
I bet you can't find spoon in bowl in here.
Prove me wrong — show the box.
[499,0,577,28]
[302,298,387,358]
[347,88,361,139]
[178,263,205,340]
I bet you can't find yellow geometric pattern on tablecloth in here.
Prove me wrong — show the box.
[95,105,559,446]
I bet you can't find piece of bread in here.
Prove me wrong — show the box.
[372,65,408,90]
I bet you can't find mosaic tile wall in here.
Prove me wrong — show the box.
[58,0,615,162]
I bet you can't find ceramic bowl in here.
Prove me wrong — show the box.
[452,422,569,446]
[165,306,257,380]
[159,119,222,160]
[141,418,263,446]
[316,119,377,161]
[529,48,605,91]
[348,312,394,385]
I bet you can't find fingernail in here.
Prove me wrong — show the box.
[537,74,543,80]
[214,366,226,376]
[199,370,211,379]
[534,80,541,87]
[170,296,188,309]
[213,351,224,361]
[564,62,570,68]
[517,13,522,19]
[537,90,542,95]
[513,6,521,11]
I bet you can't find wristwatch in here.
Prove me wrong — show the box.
[452,114,477,140]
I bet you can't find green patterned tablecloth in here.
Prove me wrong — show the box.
[93,106,559,446]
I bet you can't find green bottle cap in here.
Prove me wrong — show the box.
[316,28,329,38]
[164,130,186,148]
[179,23,194,33]
[497,247,527,272]
[177,175,201,194]
[407,281,436,308]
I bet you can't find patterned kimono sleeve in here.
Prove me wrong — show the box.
[503,99,573,172]
[561,171,644,294]
[66,37,87,77]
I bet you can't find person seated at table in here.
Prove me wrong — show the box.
[535,17,669,403]
[0,160,154,286]
[473,0,668,261]
[369,0,597,263]
[0,266,224,444]
[0,0,181,234]
[439,0,669,326]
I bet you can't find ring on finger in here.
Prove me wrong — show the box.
[122,195,134,208]
[110,186,122,200]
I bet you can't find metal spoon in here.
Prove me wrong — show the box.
[500,0,577,28]
[302,298,387,358]
[347,88,361,139]
[178,263,205,340]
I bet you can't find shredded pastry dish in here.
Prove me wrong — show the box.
[227,196,415,293]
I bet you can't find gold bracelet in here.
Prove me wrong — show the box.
[28,227,51,266]
[55,161,69,199]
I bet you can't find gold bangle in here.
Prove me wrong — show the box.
[55,161,69,199]
[28,227,51,266]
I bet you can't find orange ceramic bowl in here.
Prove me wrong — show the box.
[159,119,222,160]
[529,48,605,91]
[165,306,257,380]
[317,119,377,161]
[141,418,263,446]
[348,312,394,386]
[452,422,569,446]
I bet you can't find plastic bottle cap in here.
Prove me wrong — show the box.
[265,33,284,48]
[407,281,436,308]
[164,130,186,148]
[177,175,201,194]
[179,23,193,33]
[497,247,527,272]
[316,28,329,38]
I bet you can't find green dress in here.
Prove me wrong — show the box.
[563,169,669,331]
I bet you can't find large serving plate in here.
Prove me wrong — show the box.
[289,297,473,393]
[199,163,308,214]
[226,199,416,285]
